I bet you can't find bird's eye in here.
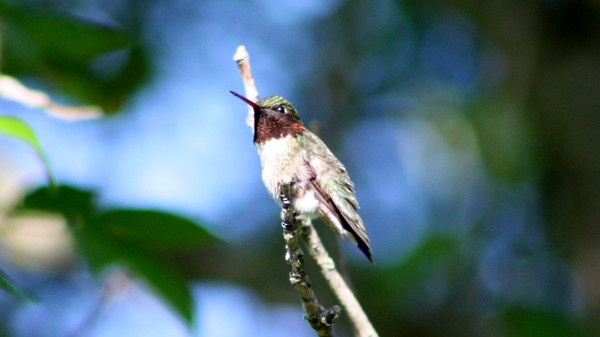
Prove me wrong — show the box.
[276,106,286,114]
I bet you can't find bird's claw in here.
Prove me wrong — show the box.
[280,194,291,209]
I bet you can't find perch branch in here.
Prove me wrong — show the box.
[280,184,341,336]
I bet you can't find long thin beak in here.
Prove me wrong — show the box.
[229,91,261,109]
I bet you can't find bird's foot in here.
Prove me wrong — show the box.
[280,194,291,209]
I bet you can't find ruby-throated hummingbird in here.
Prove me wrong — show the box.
[230,91,372,261]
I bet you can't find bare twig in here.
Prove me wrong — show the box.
[232,45,259,130]
[0,74,102,120]
[304,226,378,337]
[232,45,378,337]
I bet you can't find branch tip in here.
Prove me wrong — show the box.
[233,45,249,63]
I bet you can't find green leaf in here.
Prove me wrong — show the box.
[80,209,214,324]
[96,209,217,251]
[0,116,55,186]
[0,2,129,65]
[121,248,194,325]
[18,185,95,220]
[76,222,194,324]
[0,1,151,113]
[16,185,201,324]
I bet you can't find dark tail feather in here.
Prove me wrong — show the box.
[355,235,373,263]
[333,204,373,263]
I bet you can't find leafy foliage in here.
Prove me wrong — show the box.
[0,1,150,113]
[16,185,218,324]
[96,210,214,251]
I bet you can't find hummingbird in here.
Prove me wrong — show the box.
[230,91,372,261]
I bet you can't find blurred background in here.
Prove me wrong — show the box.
[1,0,599,336]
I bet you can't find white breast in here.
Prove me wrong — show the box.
[256,136,295,202]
